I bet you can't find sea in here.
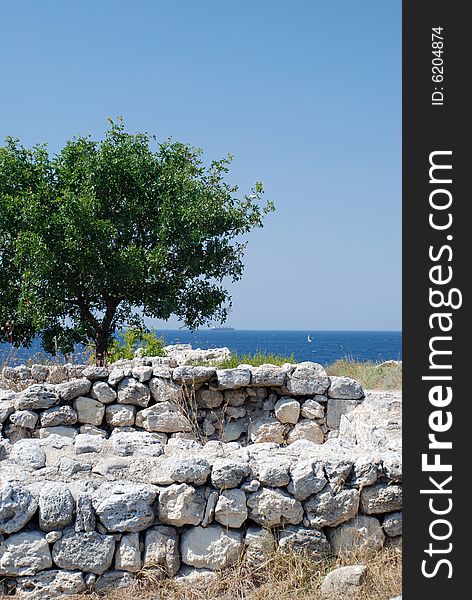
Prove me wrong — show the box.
[1,330,402,367]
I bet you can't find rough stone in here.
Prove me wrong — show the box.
[173,366,216,384]
[94,570,135,593]
[350,457,379,488]
[360,483,402,515]
[211,457,250,489]
[38,483,74,532]
[241,479,260,492]
[279,525,330,556]
[52,528,115,575]
[0,531,52,576]
[287,420,324,444]
[286,362,330,396]
[383,512,403,537]
[224,389,246,406]
[152,365,173,378]
[328,376,364,399]
[56,378,92,402]
[214,488,247,528]
[108,368,125,387]
[115,532,142,572]
[73,396,105,426]
[251,457,291,487]
[94,482,157,532]
[304,486,360,528]
[80,424,107,436]
[40,406,77,427]
[244,526,276,566]
[0,484,38,534]
[196,388,224,408]
[105,403,136,427]
[216,368,251,389]
[338,392,402,451]
[92,457,131,477]
[149,377,182,403]
[9,410,38,429]
[46,366,68,384]
[158,483,206,526]
[131,365,153,382]
[82,366,109,380]
[74,433,105,454]
[90,381,117,404]
[84,573,96,587]
[201,491,219,527]
[221,418,247,442]
[117,377,151,407]
[162,456,211,486]
[144,525,180,576]
[288,460,327,501]
[247,488,303,527]
[10,439,46,469]
[320,565,367,599]
[327,398,364,429]
[248,416,286,444]
[111,431,164,456]
[181,525,243,570]
[30,364,50,382]
[301,399,325,419]
[203,419,216,436]
[75,494,96,532]
[324,459,353,491]
[250,364,286,387]
[15,384,58,410]
[39,426,77,442]
[226,406,246,419]
[45,531,62,543]
[382,454,402,483]
[135,402,192,433]
[16,569,86,598]
[328,516,385,555]
[174,565,217,587]
[274,397,300,424]
[0,392,15,423]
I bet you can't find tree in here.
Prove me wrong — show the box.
[0,119,274,365]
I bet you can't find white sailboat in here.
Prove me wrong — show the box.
[307,334,313,343]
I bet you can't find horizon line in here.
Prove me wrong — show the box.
[156,328,402,333]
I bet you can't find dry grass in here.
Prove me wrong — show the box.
[326,359,402,391]
[72,547,401,600]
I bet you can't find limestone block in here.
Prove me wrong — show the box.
[181,525,243,570]
[247,488,303,527]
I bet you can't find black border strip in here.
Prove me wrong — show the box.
[403,2,469,596]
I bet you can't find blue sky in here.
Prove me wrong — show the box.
[0,1,401,330]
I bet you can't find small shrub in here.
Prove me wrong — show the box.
[107,328,166,363]
[201,351,296,369]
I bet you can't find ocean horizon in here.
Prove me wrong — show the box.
[1,329,402,367]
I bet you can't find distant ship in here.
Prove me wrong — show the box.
[208,326,235,331]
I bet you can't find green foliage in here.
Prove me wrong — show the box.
[0,119,274,364]
[107,328,166,363]
[192,351,296,368]
[139,329,166,358]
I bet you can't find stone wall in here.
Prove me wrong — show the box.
[0,360,365,445]
[0,360,402,598]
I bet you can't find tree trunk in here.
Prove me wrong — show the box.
[94,297,119,366]
[95,330,109,366]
